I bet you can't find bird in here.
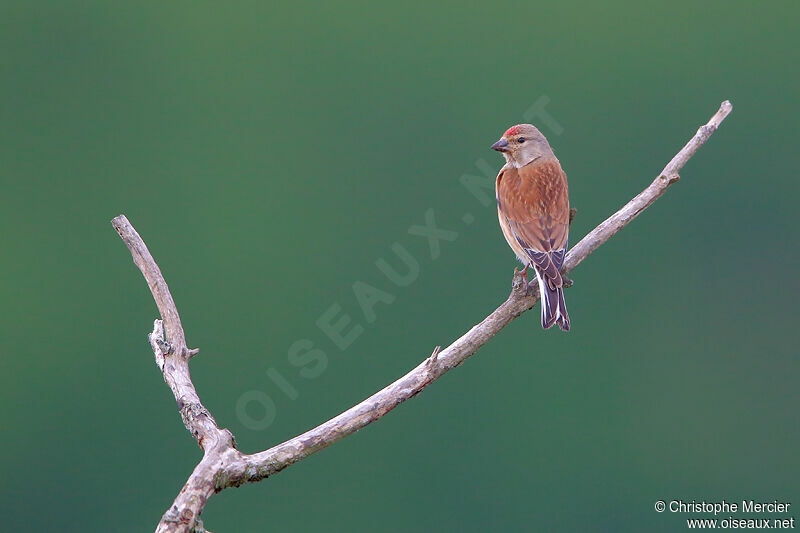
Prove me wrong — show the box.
[492,124,571,331]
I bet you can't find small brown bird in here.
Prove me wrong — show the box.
[492,124,571,331]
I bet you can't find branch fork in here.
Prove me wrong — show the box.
[113,101,732,532]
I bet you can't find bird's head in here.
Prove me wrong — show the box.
[491,124,554,167]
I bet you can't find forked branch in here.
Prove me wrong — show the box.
[112,100,732,532]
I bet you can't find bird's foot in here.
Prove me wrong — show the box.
[511,267,528,295]
[526,279,539,296]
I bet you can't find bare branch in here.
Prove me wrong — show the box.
[565,100,732,269]
[113,101,731,532]
[111,217,187,350]
[111,216,238,532]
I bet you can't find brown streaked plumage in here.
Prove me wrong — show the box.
[492,124,571,331]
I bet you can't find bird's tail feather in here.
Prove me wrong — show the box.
[535,268,570,332]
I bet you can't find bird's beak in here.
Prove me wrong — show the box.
[491,138,509,152]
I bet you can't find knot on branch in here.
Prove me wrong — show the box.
[157,338,175,355]
[661,172,680,184]
[697,124,715,140]
[149,319,199,362]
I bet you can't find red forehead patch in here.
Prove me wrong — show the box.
[504,125,523,136]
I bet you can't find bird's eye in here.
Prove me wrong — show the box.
[517,137,526,143]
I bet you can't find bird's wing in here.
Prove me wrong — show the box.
[497,159,570,283]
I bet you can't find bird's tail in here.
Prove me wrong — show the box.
[534,268,570,332]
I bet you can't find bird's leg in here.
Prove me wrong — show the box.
[563,207,576,286]
[524,263,541,294]
[520,263,530,282]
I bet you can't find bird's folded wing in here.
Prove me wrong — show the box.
[497,160,570,283]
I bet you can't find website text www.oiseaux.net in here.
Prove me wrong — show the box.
[654,499,795,529]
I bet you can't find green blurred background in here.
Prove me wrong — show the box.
[1,1,798,531]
